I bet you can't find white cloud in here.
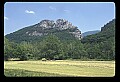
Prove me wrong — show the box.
[25,10,35,14]
[4,16,8,20]
[49,6,56,10]
[64,10,71,13]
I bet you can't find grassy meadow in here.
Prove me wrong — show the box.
[4,60,115,77]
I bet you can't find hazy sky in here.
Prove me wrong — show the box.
[4,2,115,35]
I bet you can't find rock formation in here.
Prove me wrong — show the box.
[29,19,82,39]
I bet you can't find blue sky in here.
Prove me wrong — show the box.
[4,2,115,35]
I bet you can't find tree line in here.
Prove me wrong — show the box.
[4,34,115,61]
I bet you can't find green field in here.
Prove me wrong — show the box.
[4,60,115,77]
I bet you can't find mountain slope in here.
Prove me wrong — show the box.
[5,19,82,43]
[82,30,100,37]
[4,19,115,60]
[81,19,115,43]
[81,19,115,60]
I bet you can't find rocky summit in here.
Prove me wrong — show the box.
[27,19,82,39]
[5,19,82,43]
[34,19,75,30]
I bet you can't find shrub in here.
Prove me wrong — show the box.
[41,58,47,61]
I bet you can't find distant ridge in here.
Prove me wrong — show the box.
[82,30,100,37]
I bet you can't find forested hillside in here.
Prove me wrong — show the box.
[81,19,115,60]
[81,19,115,43]
[4,19,115,61]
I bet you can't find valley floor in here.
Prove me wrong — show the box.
[4,60,115,77]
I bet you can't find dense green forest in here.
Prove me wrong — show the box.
[4,19,115,61]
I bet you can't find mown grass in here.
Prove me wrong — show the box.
[4,60,115,77]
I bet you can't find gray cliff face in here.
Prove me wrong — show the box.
[55,19,74,30]
[69,29,81,40]
[39,20,55,29]
[28,19,82,40]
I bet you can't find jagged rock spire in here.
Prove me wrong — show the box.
[31,19,82,39]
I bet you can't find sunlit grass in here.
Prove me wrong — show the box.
[4,60,115,77]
